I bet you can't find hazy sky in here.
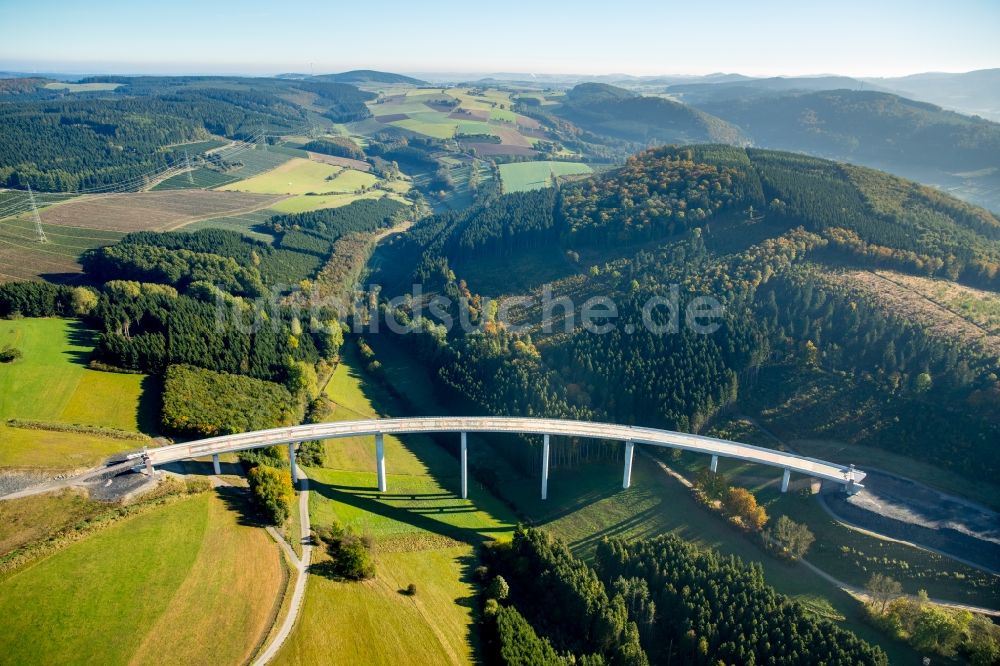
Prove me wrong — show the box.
[1,0,997,77]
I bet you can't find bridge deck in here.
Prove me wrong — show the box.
[139,417,864,486]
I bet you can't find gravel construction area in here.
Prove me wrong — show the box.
[0,470,54,496]
[83,468,154,502]
[823,469,1000,572]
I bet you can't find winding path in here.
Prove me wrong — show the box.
[253,464,312,665]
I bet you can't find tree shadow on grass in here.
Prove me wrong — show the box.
[215,484,270,529]
[327,485,454,500]
[136,374,162,436]
[455,549,484,660]
[39,271,85,285]
[64,319,96,366]
[310,476,510,547]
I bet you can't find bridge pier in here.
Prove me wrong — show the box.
[212,454,221,476]
[375,433,386,492]
[460,432,468,499]
[145,457,154,477]
[781,468,791,493]
[288,444,298,485]
[710,455,719,474]
[541,434,550,500]
[622,440,635,489]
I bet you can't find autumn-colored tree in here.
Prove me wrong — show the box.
[722,487,768,531]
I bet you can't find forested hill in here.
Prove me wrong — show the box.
[665,75,884,105]
[0,76,374,191]
[693,90,1000,212]
[698,90,1000,171]
[381,145,1000,483]
[310,70,427,85]
[412,145,1000,290]
[554,83,745,146]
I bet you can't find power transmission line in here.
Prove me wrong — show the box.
[28,185,47,243]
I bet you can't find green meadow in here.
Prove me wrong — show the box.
[498,160,593,192]
[0,318,157,470]
[0,491,285,665]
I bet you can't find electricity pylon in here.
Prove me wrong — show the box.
[28,185,47,243]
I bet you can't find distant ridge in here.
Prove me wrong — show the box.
[310,70,426,85]
[866,68,1000,122]
[555,82,746,146]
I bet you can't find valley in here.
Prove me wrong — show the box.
[1,34,1000,666]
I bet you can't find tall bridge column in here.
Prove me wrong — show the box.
[145,457,154,477]
[541,433,550,500]
[622,440,635,489]
[781,468,791,493]
[375,433,386,492]
[212,454,221,476]
[710,455,719,473]
[460,432,468,499]
[288,443,298,485]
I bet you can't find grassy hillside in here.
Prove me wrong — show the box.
[0,318,156,470]
[0,318,154,431]
[0,490,284,665]
[498,160,592,192]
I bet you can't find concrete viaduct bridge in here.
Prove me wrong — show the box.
[131,417,865,497]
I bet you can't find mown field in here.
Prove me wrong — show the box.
[0,490,285,665]
[498,160,593,192]
[218,155,404,215]
[275,347,516,665]
[0,213,122,282]
[220,157,347,195]
[0,318,156,469]
[269,190,408,215]
[39,190,288,232]
[179,208,278,242]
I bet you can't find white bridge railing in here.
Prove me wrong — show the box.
[129,417,865,498]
